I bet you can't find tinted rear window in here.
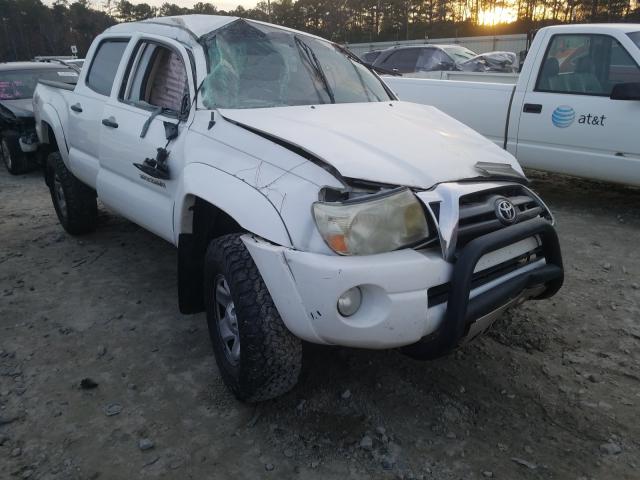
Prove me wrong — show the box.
[86,40,129,96]
[0,69,78,100]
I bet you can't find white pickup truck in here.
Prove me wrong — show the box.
[385,24,640,186]
[33,15,563,402]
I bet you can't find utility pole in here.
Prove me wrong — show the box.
[267,0,271,22]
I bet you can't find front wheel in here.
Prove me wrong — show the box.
[1,132,29,175]
[204,233,303,402]
[48,152,98,235]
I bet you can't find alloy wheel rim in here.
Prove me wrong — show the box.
[213,275,241,365]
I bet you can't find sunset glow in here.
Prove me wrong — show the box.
[477,6,519,25]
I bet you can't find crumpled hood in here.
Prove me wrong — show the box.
[219,101,522,189]
[0,99,34,118]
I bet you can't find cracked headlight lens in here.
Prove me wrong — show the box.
[313,187,430,255]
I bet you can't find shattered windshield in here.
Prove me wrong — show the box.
[0,69,78,100]
[200,20,392,109]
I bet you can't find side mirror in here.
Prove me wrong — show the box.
[610,82,640,100]
[439,61,456,71]
[163,121,179,141]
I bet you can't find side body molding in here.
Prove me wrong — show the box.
[175,162,293,248]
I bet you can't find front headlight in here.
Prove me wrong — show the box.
[313,187,430,255]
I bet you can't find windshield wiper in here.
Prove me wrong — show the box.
[334,45,402,77]
[294,36,335,104]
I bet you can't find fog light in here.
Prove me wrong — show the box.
[337,287,362,317]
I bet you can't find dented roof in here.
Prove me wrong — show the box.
[106,15,239,42]
[105,15,331,46]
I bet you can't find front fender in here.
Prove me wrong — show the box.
[175,162,293,248]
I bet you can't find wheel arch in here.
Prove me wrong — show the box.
[175,163,292,247]
[37,103,69,164]
[40,121,62,188]
[175,163,293,314]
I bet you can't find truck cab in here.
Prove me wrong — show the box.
[512,24,640,183]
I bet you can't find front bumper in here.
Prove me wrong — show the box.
[242,217,563,351]
[404,217,563,358]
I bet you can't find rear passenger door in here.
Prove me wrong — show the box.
[379,48,421,74]
[515,32,640,184]
[97,36,195,243]
[67,38,129,188]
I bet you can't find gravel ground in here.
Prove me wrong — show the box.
[1,166,639,480]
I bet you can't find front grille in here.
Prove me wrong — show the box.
[456,186,550,250]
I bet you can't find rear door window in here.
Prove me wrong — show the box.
[417,49,452,71]
[381,49,421,73]
[86,40,129,96]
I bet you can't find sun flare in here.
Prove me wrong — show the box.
[477,7,519,25]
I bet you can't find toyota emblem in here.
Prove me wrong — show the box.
[495,198,518,225]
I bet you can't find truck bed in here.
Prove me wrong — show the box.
[384,76,514,147]
[33,80,76,163]
[38,79,76,91]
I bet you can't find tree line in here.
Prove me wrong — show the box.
[1,0,639,62]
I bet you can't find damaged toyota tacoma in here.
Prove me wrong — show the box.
[33,15,564,402]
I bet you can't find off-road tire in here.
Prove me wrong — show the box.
[1,131,29,175]
[48,152,98,235]
[204,233,303,402]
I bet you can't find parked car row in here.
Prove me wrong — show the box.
[28,15,564,402]
[4,17,638,404]
[361,44,518,75]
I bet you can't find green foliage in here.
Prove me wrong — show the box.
[0,0,114,61]
[0,0,638,61]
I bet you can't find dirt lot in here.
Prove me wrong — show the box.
[1,166,639,480]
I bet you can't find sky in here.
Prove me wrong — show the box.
[46,0,260,13]
[144,0,259,10]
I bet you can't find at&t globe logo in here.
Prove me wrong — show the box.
[551,105,576,128]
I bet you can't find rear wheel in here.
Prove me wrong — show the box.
[204,233,303,402]
[1,132,29,175]
[48,152,98,235]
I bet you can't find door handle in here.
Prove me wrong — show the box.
[102,118,118,128]
[523,103,542,114]
[70,103,83,113]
